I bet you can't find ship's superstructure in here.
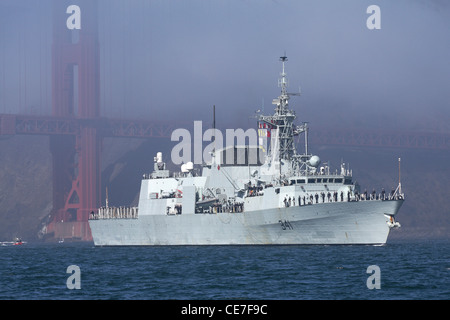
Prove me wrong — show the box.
[89,57,404,246]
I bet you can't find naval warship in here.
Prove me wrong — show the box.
[89,56,404,246]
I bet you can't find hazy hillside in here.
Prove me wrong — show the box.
[0,135,449,241]
[0,135,143,241]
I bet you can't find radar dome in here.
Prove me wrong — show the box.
[308,155,321,168]
[186,162,194,171]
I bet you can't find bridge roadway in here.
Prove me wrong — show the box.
[1,113,449,150]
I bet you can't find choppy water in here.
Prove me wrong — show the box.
[0,239,448,301]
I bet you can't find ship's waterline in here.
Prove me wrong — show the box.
[90,197,403,246]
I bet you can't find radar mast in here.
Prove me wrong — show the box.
[258,56,315,177]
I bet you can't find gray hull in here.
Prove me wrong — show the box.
[89,199,403,246]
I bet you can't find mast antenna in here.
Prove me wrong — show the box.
[212,105,216,152]
[105,186,109,208]
[279,55,288,96]
[212,105,215,134]
[398,157,402,194]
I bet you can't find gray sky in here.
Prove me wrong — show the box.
[1,0,449,132]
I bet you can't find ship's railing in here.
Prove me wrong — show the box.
[90,206,139,220]
[355,191,405,201]
[211,202,244,213]
[142,171,200,180]
[284,189,404,207]
[196,202,244,214]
